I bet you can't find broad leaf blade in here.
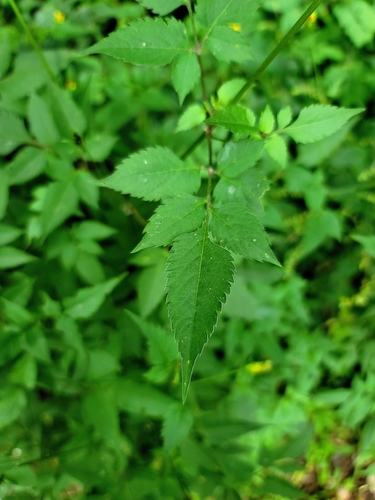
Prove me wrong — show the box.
[172,52,200,105]
[83,17,188,66]
[282,105,364,144]
[210,203,280,266]
[100,147,201,201]
[206,105,259,135]
[134,194,206,252]
[206,26,253,63]
[166,224,234,401]
[265,135,287,168]
[0,110,31,155]
[195,0,262,32]
[218,139,264,177]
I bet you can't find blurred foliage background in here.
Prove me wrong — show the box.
[0,0,375,498]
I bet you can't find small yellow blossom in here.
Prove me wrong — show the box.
[228,23,241,32]
[246,360,273,374]
[65,80,77,90]
[307,12,317,25]
[54,11,65,24]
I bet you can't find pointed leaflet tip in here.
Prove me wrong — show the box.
[166,224,234,402]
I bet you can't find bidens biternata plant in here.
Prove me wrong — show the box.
[84,0,363,401]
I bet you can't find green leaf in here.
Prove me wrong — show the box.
[218,139,264,176]
[10,354,37,389]
[83,17,188,66]
[28,93,60,146]
[162,404,193,451]
[0,246,36,269]
[40,179,80,238]
[206,26,252,63]
[137,254,166,317]
[216,78,246,108]
[5,147,48,185]
[282,105,364,144]
[166,223,234,401]
[0,389,26,430]
[259,105,275,134]
[134,194,206,252]
[277,106,292,129]
[117,379,176,417]
[0,170,9,221]
[206,105,259,135]
[210,203,280,266]
[172,52,200,105]
[176,104,206,132]
[352,235,375,258]
[257,476,304,498]
[100,147,201,201]
[75,170,99,210]
[0,224,23,246]
[299,210,341,258]
[72,221,117,241]
[48,83,87,137]
[265,135,287,168]
[64,274,126,319]
[195,0,262,32]
[138,0,185,16]
[0,110,31,155]
[333,0,375,48]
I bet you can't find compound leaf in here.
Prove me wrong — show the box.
[138,0,185,16]
[196,0,262,33]
[172,52,201,105]
[166,223,234,401]
[265,135,287,168]
[206,105,259,135]
[282,105,364,144]
[259,105,275,134]
[100,147,201,201]
[206,26,253,63]
[134,194,206,252]
[83,17,188,66]
[210,203,280,266]
[277,106,292,129]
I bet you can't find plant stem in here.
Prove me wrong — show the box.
[231,0,323,104]
[9,0,59,85]
[180,0,323,159]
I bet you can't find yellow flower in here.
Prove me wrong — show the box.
[54,11,65,24]
[65,80,77,91]
[246,360,273,374]
[228,23,241,32]
[307,12,317,25]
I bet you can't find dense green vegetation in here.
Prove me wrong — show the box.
[1,0,375,498]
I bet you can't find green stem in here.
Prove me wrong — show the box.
[180,0,323,159]
[231,0,324,104]
[9,0,59,85]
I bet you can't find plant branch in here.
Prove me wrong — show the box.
[180,0,323,159]
[9,0,59,86]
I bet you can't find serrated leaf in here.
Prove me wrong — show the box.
[83,17,188,66]
[218,139,264,176]
[64,274,126,319]
[282,105,364,144]
[265,135,287,168]
[100,147,200,201]
[162,404,193,451]
[259,105,275,134]
[138,0,185,16]
[0,110,31,155]
[210,203,280,266]
[277,106,292,129]
[5,147,47,185]
[134,194,206,252]
[206,105,259,135]
[172,52,200,105]
[214,167,269,213]
[333,1,375,48]
[28,93,60,146]
[206,26,253,63]
[166,224,234,401]
[176,104,206,132]
[196,0,262,32]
